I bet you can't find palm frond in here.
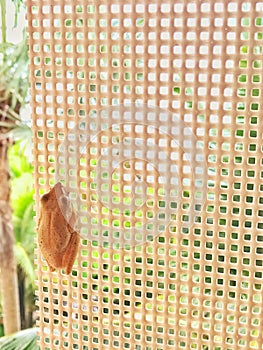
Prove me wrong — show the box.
[11,0,26,28]
[11,124,32,141]
[0,107,21,121]
[0,328,38,350]
[0,32,29,131]
[14,243,35,285]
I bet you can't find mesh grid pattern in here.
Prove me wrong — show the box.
[26,1,263,349]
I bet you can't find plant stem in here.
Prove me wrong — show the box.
[0,0,6,44]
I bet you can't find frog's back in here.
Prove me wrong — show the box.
[38,209,71,270]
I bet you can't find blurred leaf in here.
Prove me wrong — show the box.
[13,193,34,222]
[8,141,35,273]
[0,33,29,129]
[13,195,35,247]
[11,173,33,200]
[0,0,7,43]
[11,124,32,141]
[14,243,35,285]
[9,142,33,178]
[0,328,38,349]
[11,0,25,28]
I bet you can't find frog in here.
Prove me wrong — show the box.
[37,182,80,274]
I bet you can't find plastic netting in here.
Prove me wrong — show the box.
[27,1,263,349]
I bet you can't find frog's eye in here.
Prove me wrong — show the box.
[41,193,49,202]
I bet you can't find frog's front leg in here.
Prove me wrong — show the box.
[62,231,80,274]
[46,261,56,273]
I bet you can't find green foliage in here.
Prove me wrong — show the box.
[9,142,35,278]
[0,34,30,129]
[11,0,25,28]
[0,0,25,42]
[0,0,31,137]
[0,0,34,335]
[0,34,29,106]
[9,142,33,178]
[0,0,7,43]
[5,142,36,326]
[14,244,35,285]
[0,328,38,349]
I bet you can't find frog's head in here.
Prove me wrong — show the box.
[40,182,70,211]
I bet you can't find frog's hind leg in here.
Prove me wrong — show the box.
[62,231,80,275]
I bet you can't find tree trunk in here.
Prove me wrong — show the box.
[0,139,21,335]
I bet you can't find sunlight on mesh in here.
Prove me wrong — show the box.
[54,104,206,248]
